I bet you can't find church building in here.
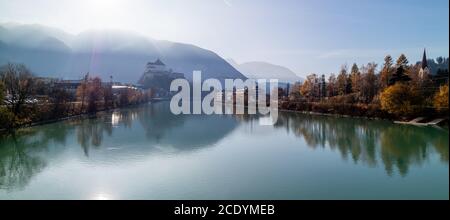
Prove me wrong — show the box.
[419,49,430,79]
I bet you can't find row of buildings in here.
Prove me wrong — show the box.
[30,59,184,100]
[35,77,143,95]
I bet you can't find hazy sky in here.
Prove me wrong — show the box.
[0,0,448,76]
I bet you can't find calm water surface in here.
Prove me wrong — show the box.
[0,102,448,199]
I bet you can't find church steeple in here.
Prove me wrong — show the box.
[421,48,428,69]
[419,48,430,79]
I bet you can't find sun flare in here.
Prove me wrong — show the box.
[83,0,124,27]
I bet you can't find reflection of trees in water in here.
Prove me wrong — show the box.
[432,132,449,162]
[274,112,449,176]
[0,103,238,191]
[379,126,427,176]
[75,118,111,157]
[73,108,142,156]
[73,103,240,154]
[1,104,447,190]
[0,122,72,190]
[380,126,449,176]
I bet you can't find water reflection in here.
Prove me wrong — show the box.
[0,102,448,192]
[0,122,73,190]
[266,112,448,176]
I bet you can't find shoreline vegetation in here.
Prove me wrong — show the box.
[276,53,449,125]
[0,63,152,133]
[1,52,449,133]
[228,55,448,126]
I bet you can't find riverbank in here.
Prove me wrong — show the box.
[1,101,448,200]
[227,100,448,126]
[0,103,150,134]
[278,100,449,125]
[2,100,448,135]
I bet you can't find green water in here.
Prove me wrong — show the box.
[0,102,448,199]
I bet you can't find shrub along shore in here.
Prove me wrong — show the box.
[0,63,152,132]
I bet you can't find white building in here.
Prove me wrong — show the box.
[139,59,184,83]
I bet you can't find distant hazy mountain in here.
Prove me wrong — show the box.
[228,59,303,83]
[0,23,245,83]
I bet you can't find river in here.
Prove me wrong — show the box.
[0,102,448,199]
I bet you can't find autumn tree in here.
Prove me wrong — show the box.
[327,74,337,97]
[86,77,103,113]
[0,80,13,129]
[380,55,394,89]
[119,88,130,106]
[103,83,114,109]
[337,65,349,95]
[360,63,379,103]
[76,76,104,113]
[380,83,423,116]
[0,63,35,115]
[349,63,361,94]
[289,82,302,100]
[76,73,89,113]
[433,84,449,112]
[300,74,319,101]
[49,85,73,117]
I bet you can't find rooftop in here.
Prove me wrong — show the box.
[148,59,165,66]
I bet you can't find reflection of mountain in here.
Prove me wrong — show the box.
[64,103,240,158]
[271,112,449,176]
[0,23,245,83]
[138,102,239,151]
[0,102,240,190]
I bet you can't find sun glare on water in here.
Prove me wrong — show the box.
[91,192,115,200]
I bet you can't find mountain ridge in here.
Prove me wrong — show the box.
[0,23,245,83]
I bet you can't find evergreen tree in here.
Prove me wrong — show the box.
[434,68,449,86]
[396,54,409,68]
[436,56,444,65]
[320,74,326,98]
[390,54,411,85]
[380,55,394,89]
